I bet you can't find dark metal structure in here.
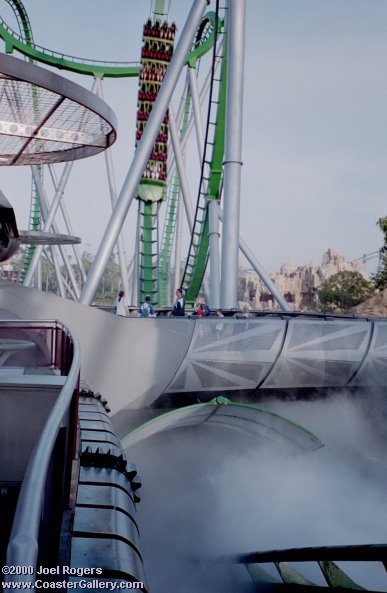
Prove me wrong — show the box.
[1,320,146,590]
[0,190,19,261]
[239,544,387,591]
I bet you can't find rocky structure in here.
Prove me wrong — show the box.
[350,288,387,318]
[238,248,368,311]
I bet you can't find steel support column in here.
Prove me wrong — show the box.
[25,162,74,288]
[169,104,194,233]
[27,166,80,297]
[220,0,246,309]
[95,77,130,299]
[49,245,66,298]
[48,165,87,283]
[173,195,184,295]
[188,66,205,163]
[208,199,221,308]
[131,208,140,306]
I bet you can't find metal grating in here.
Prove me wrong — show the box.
[0,53,117,165]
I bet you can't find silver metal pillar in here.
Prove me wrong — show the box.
[104,142,131,297]
[25,163,74,287]
[79,0,208,305]
[208,199,221,308]
[239,236,292,311]
[95,77,130,299]
[188,66,204,163]
[27,166,81,298]
[220,0,246,309]
[36,260,42,291]
[131,208,140,306]
[169,105,194,233]
[175,75,190,135]
[48,165,87,283]
[48,246,66,298]
[127,254,135,294]
[173,196,184,297]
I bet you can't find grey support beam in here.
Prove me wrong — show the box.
[220,0,246,308]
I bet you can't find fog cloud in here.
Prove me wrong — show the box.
[126,392,387,592]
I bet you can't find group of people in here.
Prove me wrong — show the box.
[115,288,228,319]
[114,288,186,318]
[115,291,156,318]
[143,19,176,42]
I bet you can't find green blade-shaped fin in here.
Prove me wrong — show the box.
[276,561,316,585]
[319,560,365,589]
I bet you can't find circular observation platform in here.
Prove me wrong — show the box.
[18,230,81,245]
[0,53,117,165]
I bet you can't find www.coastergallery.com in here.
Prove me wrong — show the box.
[2,581,144,590]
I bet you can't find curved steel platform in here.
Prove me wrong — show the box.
[0,53,117,165]
[18,230,81,245]
[0,282,386,418]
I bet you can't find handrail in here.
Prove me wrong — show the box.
[4,320,81,587]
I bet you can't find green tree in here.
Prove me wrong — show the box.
[69,251,121,304]
[372,217,387,290]
[95,254,121,305]
[317,271,374,312]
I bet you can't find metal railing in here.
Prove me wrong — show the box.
[1,320,80,587]
[0,319,76,373]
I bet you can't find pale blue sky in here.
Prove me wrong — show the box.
[0,0,386,274]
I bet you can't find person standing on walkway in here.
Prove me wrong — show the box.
[173,288,185,316]
[115,290,129,317]
[139,295,156,317]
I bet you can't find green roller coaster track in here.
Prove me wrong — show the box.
[159,90,192,305]
[181,2,227,306]
[0,2,225,303]
[0,8,217,77]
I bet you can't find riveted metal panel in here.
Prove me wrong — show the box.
[78,467,137,502]
[166,318,286,393]
[80,429,122,449]
[70,537,145,585]
[76,483,138,529]
[78,411,111,422]
[73,507,140,555]
[351,321,387,386]
[262,319,371,389]
[78,419,115,432]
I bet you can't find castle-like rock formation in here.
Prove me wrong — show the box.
[238,248,367,311]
